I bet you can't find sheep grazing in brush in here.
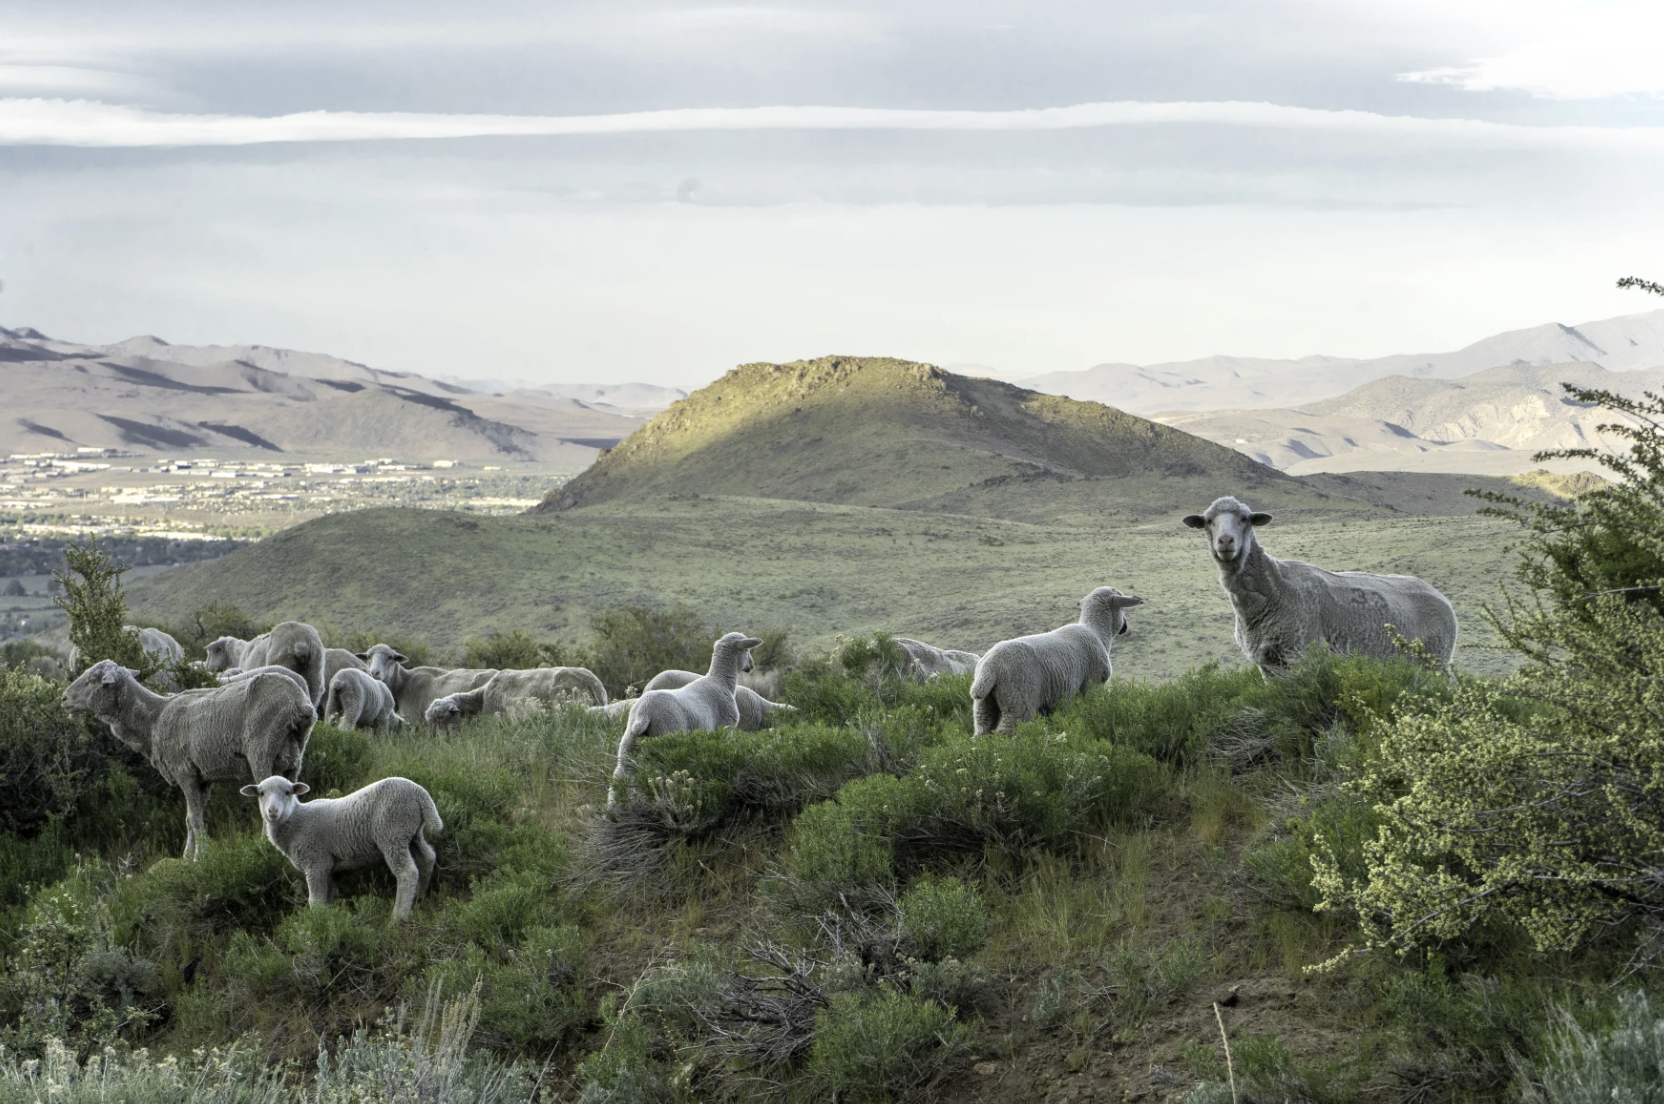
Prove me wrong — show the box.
[894,638,981,682]
[1182,495,1459,676]
[326,667,404,730]
[205,632,269,673]
[324,648,368,691]
[63,660,315,859]
[642,669,797,731]
[610,633,763,799]
[970,587,1143,737]
[241,775,441,921]
[424,666,607,727]
[127,626,184,666]
[358,644,497,720]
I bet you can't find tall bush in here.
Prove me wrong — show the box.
[53,542,150,678]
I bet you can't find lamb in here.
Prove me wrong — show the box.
[358,644,497,720]
[970,586,1143,737]
[424,666,608,727]
[241,775,441,921]
[611,633,763,798]
[62,660,315,859]
[326,667,404,730]
[642,669,797,731]
[893,638,981,682]
[1182,496,1459,676]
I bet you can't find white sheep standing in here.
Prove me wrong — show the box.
[642,669,797,731]
[324,648,368,693]
[326,667,405,730]
[610,633,763,799]
[205,632,270,673]
[1182,496,1459,676]
[241,775,441,921]
[424,666,608,727]
[62,660,315,859]
[893,638,981,682]
[358,644,497,720]
[970,586,1143,737]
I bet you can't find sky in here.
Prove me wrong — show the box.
[1,1,1662,388]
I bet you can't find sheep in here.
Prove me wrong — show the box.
[220,664,311,698]
[588,698,637,719]
[970,587,1143,737]
[62,660,315,859]
[126,625,184,666]
[894,637,981,682]
[326,667,404,730]
[642,669,797,731]
[324,648,368,692]
[610,633,763,799]
[259,621,327,710]
[358,644,497,720]
[241,775,441,921]
[424,666,608,727]
[205,632,270,673]
[1182,495,1459,676]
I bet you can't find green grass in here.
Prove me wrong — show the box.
[129,497,1525,679]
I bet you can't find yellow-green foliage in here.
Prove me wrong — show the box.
[1313,597,1664,957]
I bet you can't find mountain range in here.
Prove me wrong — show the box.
[0,328,670,462]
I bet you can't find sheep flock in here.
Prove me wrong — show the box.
[58,494,1457,920]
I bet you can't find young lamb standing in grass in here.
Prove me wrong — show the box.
[62,660,315,859]
[970,587,1143,737]
[611,633,763,799]
[894,637,981,682]
[424,666,607,727]
[241,775,441,921]
[358,644,497,720]
[642,668,797,730]
[1182,495,1459,676]
[326,667,404,730]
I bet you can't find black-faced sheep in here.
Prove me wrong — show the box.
[1182,496,1458,676]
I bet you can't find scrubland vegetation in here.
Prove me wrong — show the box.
[1,382,1661,1102]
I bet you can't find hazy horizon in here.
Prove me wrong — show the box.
[2,1,1662,389]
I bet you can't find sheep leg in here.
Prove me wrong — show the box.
[412,834,437,899]
[304,867,334,908]
[972,696,999,738]
[994,691,1023,736]
[178,777,209,860]
[609,731,639,805]
[383,840,422,921]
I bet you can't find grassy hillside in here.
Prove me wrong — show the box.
[536,356,1318,525]
[129,499,1524,678]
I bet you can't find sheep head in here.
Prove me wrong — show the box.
[1080,587,1145,638]
[61,659,135,718]
[241,775,311,828]
[204,636,242,672]
[425,697,464,727]
[360,644,410,684]
[710,632,765,676]
[1183,496,1272,567]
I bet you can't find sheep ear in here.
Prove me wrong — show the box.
[1249,512,1273,527]
[291,783,310,797]
[354,652,370,661]
[1112,594,1145,607]
[101,665,122,686]
[740,637,764,649]
[1181,514,1207,529]
[239,784,260,797]
[394,653,408,664]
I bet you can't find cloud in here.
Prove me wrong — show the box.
[0,64,149,97]
[3,96,1662,150]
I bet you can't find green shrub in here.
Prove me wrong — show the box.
[1526,989,1664,1104]
[296,724,376,798]
[171,600,269,659]
[585,602,714,698]
[420,923,588,1052]
[53,541,153,679]
[573,994,676,1104]
[0,668,103,837]
[339,629,442,669]
[898,876,990,962]
[0,1037,286,1104]
[463,630,545,671]
[111,833,301,956]
[807,988,970,1102]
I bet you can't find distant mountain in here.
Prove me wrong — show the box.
[535,354,1345,526]
[1017,309,1664,414]
[0,328,661,462]
[1157,361,1659,475]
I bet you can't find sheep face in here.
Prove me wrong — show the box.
[360,644,409,684]
[1081,587,1145,637]
[240,775,311,827]
[1183,496,1273,567]
[204,637,241,672]
[61,659,132,717]
[425,697,463,727]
